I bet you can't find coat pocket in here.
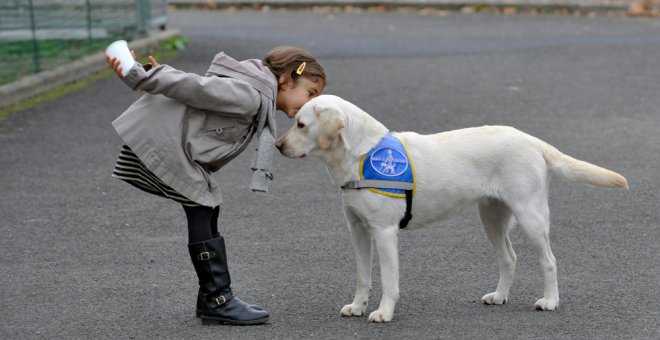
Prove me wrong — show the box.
[200,126,241,141]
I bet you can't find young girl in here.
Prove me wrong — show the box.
[106,46,326,325]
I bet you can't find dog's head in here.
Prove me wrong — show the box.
[276,95,346,158]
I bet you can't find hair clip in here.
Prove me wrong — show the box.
[296,62,306,75]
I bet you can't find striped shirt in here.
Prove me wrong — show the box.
[112,145,199,207]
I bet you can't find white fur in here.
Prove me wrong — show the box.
[276,95,628,322]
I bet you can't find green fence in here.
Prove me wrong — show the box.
[0,0,168,85]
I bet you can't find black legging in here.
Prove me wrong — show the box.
[182,205,221,243]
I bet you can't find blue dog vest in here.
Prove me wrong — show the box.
[359,134,416,198]
[341,133,416,228]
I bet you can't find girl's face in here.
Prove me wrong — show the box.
[276,76,324,118]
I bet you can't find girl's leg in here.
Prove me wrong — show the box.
[182,205,214,243]
[210,206,220,237]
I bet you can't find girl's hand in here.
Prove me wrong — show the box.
[147,55,159,68]
[136,51,160,70]
[105,50,159,77]
[105,54,123,78]
[105,49,136,78]
[105,51,159,93]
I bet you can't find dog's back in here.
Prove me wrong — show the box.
[395,125,627,227]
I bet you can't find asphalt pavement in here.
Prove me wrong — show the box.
[1,9,659,339]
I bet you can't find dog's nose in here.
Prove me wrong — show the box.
[275,139,283,150]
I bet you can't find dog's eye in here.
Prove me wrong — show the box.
[297,122,305,129]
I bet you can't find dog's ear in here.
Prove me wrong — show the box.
[314,103,331,116]
[315,105,345,150]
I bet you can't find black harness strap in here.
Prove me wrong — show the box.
[399,189,413,229]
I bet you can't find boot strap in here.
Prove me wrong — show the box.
[196,251,217,261]
[203,291,233,306]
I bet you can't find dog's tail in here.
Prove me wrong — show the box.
[541,142,628,189]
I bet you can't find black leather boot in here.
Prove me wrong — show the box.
[195,290,263,317]
[194,235,263,318]
[188,237,269,325]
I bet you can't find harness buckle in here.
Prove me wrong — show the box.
[341,181,360,190]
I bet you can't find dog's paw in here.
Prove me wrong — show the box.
[481,292,508,305]
[340,303,365,317]
[534,297,558,311]
[368,309,393,323]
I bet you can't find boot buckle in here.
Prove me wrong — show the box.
[215,295,227,305]
[197,251,216,261]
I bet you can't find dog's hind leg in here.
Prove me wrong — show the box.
[511,197,559,311]
[478,198,516,306]
[368,225,399,323]
[341,213,373,318]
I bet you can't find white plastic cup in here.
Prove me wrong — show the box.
[105,40,135,76]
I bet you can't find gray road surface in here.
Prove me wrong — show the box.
[1,9,659,339]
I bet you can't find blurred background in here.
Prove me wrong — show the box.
[2,0,659,88]
[0,0,168,84]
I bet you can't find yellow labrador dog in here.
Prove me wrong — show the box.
[275,95,628,322]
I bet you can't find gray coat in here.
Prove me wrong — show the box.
[112,52,278,207]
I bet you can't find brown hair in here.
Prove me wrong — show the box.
[262,46,326,89]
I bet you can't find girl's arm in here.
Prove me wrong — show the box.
[118,60,260,115]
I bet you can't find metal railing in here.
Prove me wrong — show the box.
[0,0,168,85]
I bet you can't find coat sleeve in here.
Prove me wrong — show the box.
[121,62,260,116]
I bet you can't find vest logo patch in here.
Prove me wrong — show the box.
[360,133,415,198]
[370,147,409,177]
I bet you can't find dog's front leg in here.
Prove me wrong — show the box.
[369,226,399,323]
[341,218,372,317]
